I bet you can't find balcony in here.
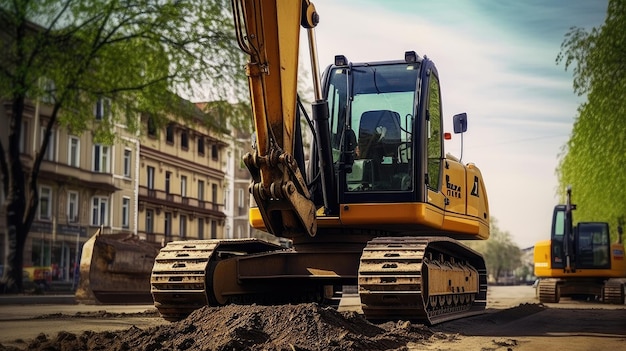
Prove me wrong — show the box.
[38,162,118,192]
[138,186,225,217]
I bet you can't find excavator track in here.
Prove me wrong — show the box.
[150,238,284,321]
[358,237,487,325]
[537,278,560,303]
[603,279,626,304]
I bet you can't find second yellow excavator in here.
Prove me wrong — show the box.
[150,0,490,324]
[534,187,626,303]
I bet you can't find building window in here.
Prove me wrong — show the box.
[39,186,52,220]
[181,175,187,197]
[68,136,80,167]
[164,212,172,239]
[210,219,217,239]
[122,197,130,229]
[181,130,189,149]
[197,218,204,239]
[94,97,111,120]
[41,78,56,104]
[179,215,187,238]
[147,116,157,137]
[19,120,28,154]
[147,166,155,190]
[67,191,79,223]
[146,209,154,234]
[197,137,205,156]
[123,149,132,178]
[93,144,110,173]
[165,171,171,194]
[91,196,109,226]
[166,124,174,143]
[197,180,204,201]
[238,188,244,208]
[212,183,218,209]
[40,127,56,161]
[211,144,219,160]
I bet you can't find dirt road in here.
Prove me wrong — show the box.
[0,285,624,350]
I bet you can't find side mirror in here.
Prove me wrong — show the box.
[453,113,467,134]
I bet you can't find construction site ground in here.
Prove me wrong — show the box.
[0,285,624,350]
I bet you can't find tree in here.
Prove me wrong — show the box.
[465,218,522,284]
[0,0,248,293]
[556,0,626,239]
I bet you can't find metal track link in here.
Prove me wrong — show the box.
[359,237,429,321]
[151,240,219,321]
[358,237,487,325]
[537,279,560,303]
[603,279,625,304]
[151,238,286,321]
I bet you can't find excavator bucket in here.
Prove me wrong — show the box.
[76,231,162,304]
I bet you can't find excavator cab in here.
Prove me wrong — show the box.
[549,203,611,270]
[303,52,489,239]
[327,62,415,194]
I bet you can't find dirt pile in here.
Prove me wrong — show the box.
[0,303,436,351]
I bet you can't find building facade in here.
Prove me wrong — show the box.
[137,110,228,244]
[223,128,252,239]
[0,97,139,283]
[1,93,252,285]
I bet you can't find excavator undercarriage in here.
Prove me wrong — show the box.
[537,278,626,304]
[151,236,486,324]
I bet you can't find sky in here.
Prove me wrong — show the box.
[299,0,608,248]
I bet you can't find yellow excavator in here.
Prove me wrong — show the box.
[150,0,490,324]
[534,187,626,303]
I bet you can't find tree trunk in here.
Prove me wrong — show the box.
[3,204,25,293]
[1,92,30,293]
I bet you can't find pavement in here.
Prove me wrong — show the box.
[0,281,77,305]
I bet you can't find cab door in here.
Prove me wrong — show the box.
[550,206,566,269]
[424,68,446,214]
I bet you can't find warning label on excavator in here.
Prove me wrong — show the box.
[613,249,624,260]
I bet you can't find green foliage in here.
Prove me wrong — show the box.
[556,0,626,240]
[1,0,249,139]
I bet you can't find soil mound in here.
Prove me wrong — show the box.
[2,303,435,351]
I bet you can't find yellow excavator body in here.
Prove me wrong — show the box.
[149,0,491,325]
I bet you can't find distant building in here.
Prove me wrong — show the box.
[137,104,228,244]
[194,102,272,243]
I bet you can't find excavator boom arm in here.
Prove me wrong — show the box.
[232,0,320,237]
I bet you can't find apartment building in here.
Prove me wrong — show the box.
[0,97,139,283]
[137,106,227,244]
[1,17,245,286]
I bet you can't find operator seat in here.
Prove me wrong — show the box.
[357,110,402,162]
[357,110,403,190]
